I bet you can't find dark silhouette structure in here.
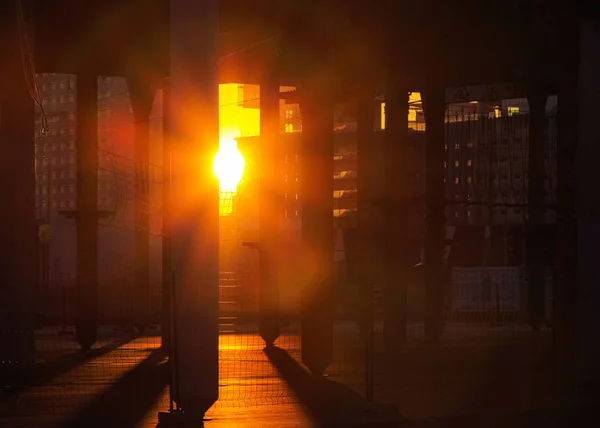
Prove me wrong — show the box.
[2,0,599,422]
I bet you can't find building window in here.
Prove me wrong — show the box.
[68,156,74,164]
[59,200,65,208]
[68,200,75,208]
[68,170,75,179]
[69,185,75,193]
[454,160,459,167]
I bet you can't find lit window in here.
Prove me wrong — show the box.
[454,177,460,184]
[467,159,472,166]
[454,160,459,167]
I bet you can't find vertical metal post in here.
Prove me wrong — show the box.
[168,0,220,419]
[129,77,155,333]
[383,83,409,350]
[162,80,172,351]
[259,75,281,346]
[75,73,99,351]
[526,88,547,332]
[423,86,446,342]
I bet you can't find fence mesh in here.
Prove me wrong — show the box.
[1,100,558,427]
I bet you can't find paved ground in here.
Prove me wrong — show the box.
[0,323,562,428]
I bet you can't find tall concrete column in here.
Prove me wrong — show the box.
[300,82,334,375]
[162,80,172,351]
[259,76,281,346]
[356,91,376,338]
[554,9,578,397]
[575,18,600,399]
[383,83,409,350]
[75,73,99,351]
[167,0,220,419]
[0,0,36,362]
[526,87,548,332]
[423,86,446,342]
[128,77,156,333]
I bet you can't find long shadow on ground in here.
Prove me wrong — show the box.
[264,345,407,427]
[1,334,137,400]
[59,348,168,428]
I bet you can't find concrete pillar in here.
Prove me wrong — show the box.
[554,10,578,398]
[162,79,172,351]
[383,83,410,350]
[167,0,220,418]
[259,76,281,346]
[128,77,156,332]
[423,86,446,342]
[575,19,600,398]
[0,0,36,362]
[300,81,334,375]
[75,74,99,351]
[526,87,547,332]
[356,91,376,337]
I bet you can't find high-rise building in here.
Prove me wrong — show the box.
[35,74,138,288]
[34,74,133,221]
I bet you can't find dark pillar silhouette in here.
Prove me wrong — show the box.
[356,90,376,400]
[356,91,376,333]
[75,73,99,351]
[575,19,600,399]
[383,82,409,350]
[128,77,156,333]
[526,87,547,332]
[423,86,446,342]
[259,75,281,346]
[554,10,578,396]
[165,0,220,420]
[300,83,334,375]
[162,80,172,351]
[0,0,36,363]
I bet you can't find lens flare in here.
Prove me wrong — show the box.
[213,139,245,192]
[213,138,245,216]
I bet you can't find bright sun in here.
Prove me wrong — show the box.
[213,137,245,215]
[213,138,245,192]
